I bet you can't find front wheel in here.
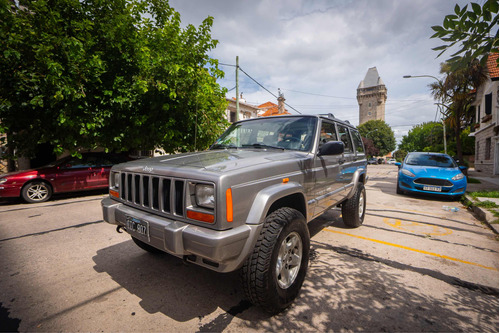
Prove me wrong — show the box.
[21,181,52,203]
[342,182,366,228]
[241,207,310,314]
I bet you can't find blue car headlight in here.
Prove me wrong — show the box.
[401,169,415,178]
[452,172,465,181]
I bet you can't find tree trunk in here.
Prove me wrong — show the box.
[454,111,463,164]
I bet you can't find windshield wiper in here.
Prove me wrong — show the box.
[242,143,284,150]
[210,144,238,150]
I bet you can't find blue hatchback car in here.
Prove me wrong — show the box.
[395,152,467,199]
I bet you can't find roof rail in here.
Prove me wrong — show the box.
[319,113,335,119]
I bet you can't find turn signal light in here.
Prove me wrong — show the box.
[110,189,119,198]
[187,210,214,223]
[226,188,233,222]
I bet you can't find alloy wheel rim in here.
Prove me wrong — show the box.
[28,184,48,201]
[275,231,302,289]
[358,190,365,219]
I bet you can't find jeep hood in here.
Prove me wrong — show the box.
[119,149,310,174]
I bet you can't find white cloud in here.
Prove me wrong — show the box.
[169,0,471,144]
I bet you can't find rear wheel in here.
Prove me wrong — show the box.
[241,207,310,314]
[342,183,366,228]
[21,181,52,203]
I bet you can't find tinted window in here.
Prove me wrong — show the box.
[350,130,364,154]
[405,154,456,168]
[319,122,337,147]
[337,124,353,153]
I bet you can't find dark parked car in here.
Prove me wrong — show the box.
[0,152,130,203]
[395,152,467,199]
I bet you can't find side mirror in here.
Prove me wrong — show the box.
[395,162,401,168]
[318,141,344,156]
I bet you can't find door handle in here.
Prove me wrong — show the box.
[339,159,346,165]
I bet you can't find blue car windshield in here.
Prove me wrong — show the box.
[406,154,456,168]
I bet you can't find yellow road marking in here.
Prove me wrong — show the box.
[384,218,453,236]
[323,228,498,271]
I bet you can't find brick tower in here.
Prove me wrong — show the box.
[357,67,387,125]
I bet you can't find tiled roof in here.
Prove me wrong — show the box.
[486,53,499,79]
[258,102,290,117]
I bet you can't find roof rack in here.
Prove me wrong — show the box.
[319,113,335,119]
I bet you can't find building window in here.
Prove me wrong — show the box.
[476,105,481,123]
[368,102,372,108]
[485,93,492,115]
[486,138,491,160]
[476,142,480,160]
[230,111,236,123]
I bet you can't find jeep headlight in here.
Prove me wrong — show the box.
[0,178,7,184]
[195,184,215,209]
[452,172,465,181]
[110,172,120,188]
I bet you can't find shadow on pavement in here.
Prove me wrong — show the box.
[92,210,498,332]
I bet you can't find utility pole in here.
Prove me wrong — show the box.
[235,56,239,121]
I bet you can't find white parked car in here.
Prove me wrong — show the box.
[388,159,397,164]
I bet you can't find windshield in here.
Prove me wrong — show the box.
[405,153,456,168]
[211,117,317,152]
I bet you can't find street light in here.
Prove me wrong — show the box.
[403,74,441,81]
[403,74,448,154]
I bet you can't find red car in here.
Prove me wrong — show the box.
[0,152,130,203]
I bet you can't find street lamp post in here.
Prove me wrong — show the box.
[403,74,448,154]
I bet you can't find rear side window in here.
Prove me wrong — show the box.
[350,130,365,154]
[337,124,353,153]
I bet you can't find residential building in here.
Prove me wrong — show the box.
[225,94,260,123]
[472,53,499,175]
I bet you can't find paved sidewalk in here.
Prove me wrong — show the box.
[465,169,499,234]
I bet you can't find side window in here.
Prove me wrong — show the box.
[350,130,365,154]
[319,122,337,147]
[337,124,354,153]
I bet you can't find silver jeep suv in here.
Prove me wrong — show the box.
[102,114,367,314]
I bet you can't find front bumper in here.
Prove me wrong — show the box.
[101,198,261,272]
[398,174,467,197]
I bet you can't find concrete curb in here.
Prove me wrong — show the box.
[464,194,499,235]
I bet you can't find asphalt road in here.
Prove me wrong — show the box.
[0,164,498,332]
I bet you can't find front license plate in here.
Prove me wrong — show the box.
[423,186,442,192]
[126,216,150,240]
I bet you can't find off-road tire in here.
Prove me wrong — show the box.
[341,182,366,228]
[21,181,52,203]
[131,236,163,254]
[241,207,310,314]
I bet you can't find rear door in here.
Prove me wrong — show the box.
[336,124,357,187]
[312,120,344,217]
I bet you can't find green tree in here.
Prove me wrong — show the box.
[431,0,499,69]
[398,121,444,153]
[0,0,228,166]
[357,120,396,156]
[429,61,487,163]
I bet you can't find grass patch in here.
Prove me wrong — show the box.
[476,200,499,209]
[467,177,481,184]
[468,190,499,199]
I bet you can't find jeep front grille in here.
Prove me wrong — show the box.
[119,172,185,217]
